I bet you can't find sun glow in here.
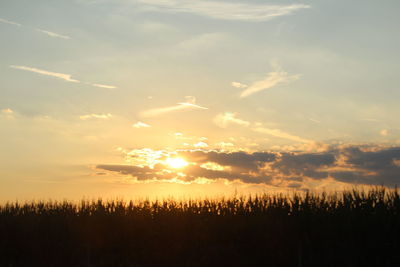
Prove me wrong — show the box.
[166,157,188,169]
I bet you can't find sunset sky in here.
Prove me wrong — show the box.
[1,0,400,201]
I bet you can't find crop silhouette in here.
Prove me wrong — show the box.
[1,188,399,266]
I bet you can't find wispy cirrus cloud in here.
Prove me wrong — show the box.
[141,96,208,117]
[35,28,71,40]
[133,121,151,128]
[362,118,380,122]
[10,65,80,83]
[309,118,321,124]
[1,108,14,115]
[214,112,250,128]
[79,113,113,120]
[137,0,310,22]
[237,66,300,98]
[141,105,190,117]
[231,82,248,89]
[91,83,117,89]
[0,17,70,39]
[253,126,312,144]
[0,18,21,26]
[10,65,117,89]
[214,112,311,143]
[176,102,208,109]
[1,108,15,119]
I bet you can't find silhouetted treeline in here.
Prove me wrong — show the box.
[1,188,400,266]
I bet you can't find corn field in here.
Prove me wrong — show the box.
[1,188,399,266]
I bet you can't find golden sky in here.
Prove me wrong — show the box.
[1,0,400,201]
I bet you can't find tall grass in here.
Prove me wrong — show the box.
[1,188,399,266]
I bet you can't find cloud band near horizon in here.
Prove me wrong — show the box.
[97,145,400,188]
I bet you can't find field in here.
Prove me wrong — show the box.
[1,188,399,266]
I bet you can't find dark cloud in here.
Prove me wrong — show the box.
[97,162,271,184]
[331,171,369,184]
[343,147,400,170]
[97,146,400,187]
[287,182,302,188]
[272,152,335,179]
[96,165,176,181]
[330,147,400,186]
[177,151,276,172]
[185,165,271,184]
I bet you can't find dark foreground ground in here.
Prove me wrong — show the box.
[1,189,399,266]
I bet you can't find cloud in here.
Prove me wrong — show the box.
[133,121,151,128]
[231,82,248,89]
[393,159,400,167]
[253,127,312,144]
[1,108,14,114]
[10,65,117,89]
[309,118,321,124]
[214,112,250,128]
[10,65,80,83]
[193,142,208,148]
[137,0,310,22]
[177,150,276,172]
[97,164,175,181]
[1,108,15,119]
[79,113,113,120]
[140,105,189,117]
[97,150,277,184]
[380,129,389,136]
[136,21,177,33]
[271,152,336,179]
[214,112,311,143]
[91,83,117,89]
[329,147,400,185]
[1,17,70,39]
[97,145,400,187]
[177,32,230,52]
[0,18,21,26]
[141,96,208,117]
[215,142,235,149]
[35,28,71,39]
[176,102,208,109]
[362,118,380,122]
[239,67,300,98]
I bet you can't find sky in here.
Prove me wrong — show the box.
[1,0,400,201]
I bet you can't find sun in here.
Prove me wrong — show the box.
[166,157,188,169]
